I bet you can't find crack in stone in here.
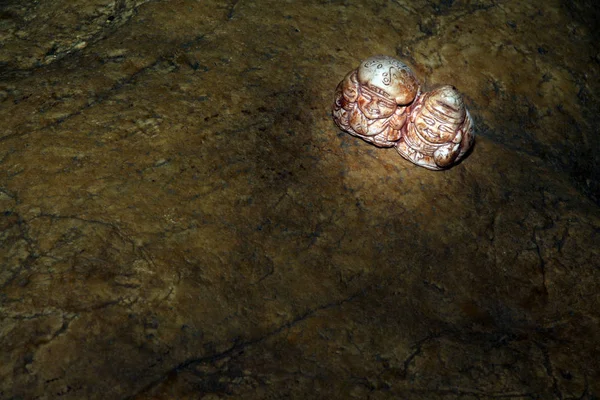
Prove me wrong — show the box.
[0,311,56,320]
[400,331,448,378]
[34,212,157,270]
[36,313,78,347]
[535,340,564,399]
[532,227,549,298]
[394,0,500,58]
[0,0,157,78]
[0,56,162,144]
[123,285,376,399]
[0,1,239,144]
[227,0,242,20]
[68,299,122,313]
[402,387,537,398]
[0,212,42,290]
[442,1,499,23]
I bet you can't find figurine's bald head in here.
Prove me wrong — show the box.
[357,55,420,106]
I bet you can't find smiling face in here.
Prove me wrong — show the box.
[356,85,397,120]
[414,104,461,143]
[414,86,466,144]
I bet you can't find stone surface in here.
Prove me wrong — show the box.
[0,0,599,399]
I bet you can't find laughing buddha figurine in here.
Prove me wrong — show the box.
[396,84,474,170]
[332,55,421,147]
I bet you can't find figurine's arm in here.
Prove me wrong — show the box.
[349,106,369,135]
[433,129,462,168]
[386,107,408,141]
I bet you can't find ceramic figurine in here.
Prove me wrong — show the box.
[395,85,474,170]
[332,55,420,147]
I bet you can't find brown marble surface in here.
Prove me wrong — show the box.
[1,0,599,399]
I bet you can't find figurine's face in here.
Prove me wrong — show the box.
[414,104,460,144]
[357,85,396,120]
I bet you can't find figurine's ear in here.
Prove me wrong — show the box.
[342,70,360,102]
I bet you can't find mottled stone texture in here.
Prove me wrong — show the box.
[0,0,599,399]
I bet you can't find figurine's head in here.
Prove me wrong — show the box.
[356,55,420,119]
[355,85,397,120]
[414,85,466,144]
